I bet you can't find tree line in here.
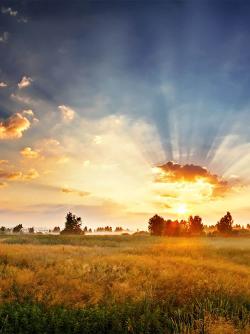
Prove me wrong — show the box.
[1,211,250,236]
[147,212,245,236]
[0,212,128,235]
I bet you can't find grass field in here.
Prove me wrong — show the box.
[0,234,249,333]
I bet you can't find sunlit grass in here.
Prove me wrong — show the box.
[0,235,249,333]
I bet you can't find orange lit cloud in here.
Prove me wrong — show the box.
[0,160,8,165]
[23,168,39,180]
[20,147,40,159]
[0,112,31,139]
[61,187,90,197]
[0,168,39,181]
[0,170,22,180]
[156,161,229,197]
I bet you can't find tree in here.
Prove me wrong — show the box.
[53,226,60,233]
[115,227,123,232]
[0,226,6,234]
[188,215,204,235]
[13,224,23,233]
[216,212,233,234]
[148,214,165,236]
[28,227,34,234]
[61,212,83,234]
[163,219,181,236]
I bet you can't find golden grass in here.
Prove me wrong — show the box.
[0,236,249,308]
[0,235,249,333]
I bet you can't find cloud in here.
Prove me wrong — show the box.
[20,147,40,159]
[156,161,229,197]
[10,93,31,104]
[36,138,62,157]
[58,105,75,122]
[0,112,31,140]
[0,82,7,87]
[23,168,39,180]
[1,7,18,16]
[0,182,7,188]
[93,135,103,144]
[22,109,34,116]
[0,160,8,165]
[18,76,32,89]
[0,171,22,180]
[61,187,90,197]
[0,169,39,181]
[0,32,9,43]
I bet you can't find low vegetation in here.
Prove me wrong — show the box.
[0,235,249,333]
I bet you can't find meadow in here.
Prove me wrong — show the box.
[0,234,249,333]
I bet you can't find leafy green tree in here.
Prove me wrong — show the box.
[61,212,83,234]
[148,214,165,236]
[216,212,233,234]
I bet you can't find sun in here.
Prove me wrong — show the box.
[175,203,188,215]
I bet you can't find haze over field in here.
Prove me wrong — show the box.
[1,1,250,228]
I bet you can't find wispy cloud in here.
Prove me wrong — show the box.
[0,32,9,43]
[23,168,39,180]
[0,171,22,180]
[61,187,90,197]
[0,168,39,181]
[1,7,18,16]
[58,105,75,122]
[10,93,32,104]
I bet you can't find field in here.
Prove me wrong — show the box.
[0,234,249,333]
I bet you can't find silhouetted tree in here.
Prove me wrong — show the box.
[164,219,181,236]
[115,227,123,232]
[216,212,233,234]
[61,212,83,235]
[188,215,204,235]
[0,226,6,233]
[13,224,23,233]
[28,227,34,234]
[53,226,60,233]
[148,214,165,236]
[96,226,112,232]
[84,226,88,233]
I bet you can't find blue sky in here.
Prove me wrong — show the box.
[1,0,250,228]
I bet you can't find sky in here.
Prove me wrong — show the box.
[1,0,250,229]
